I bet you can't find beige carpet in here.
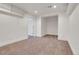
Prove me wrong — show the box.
[0,35,73,55]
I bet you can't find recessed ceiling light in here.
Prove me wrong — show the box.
[53,5,56,8]
[34,10,38,14]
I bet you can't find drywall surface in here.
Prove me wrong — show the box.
[58,13,69,41]
[41,16,58,36]
[41,18,47,36]
[46,16,58,35]
[27,16,34,36]
[27,16,41,37]
[69,5,79,54]
[58,4,79,54]
[0,14,28,47]
[0,4,25,17]
[36,17,42,37]
[28,15,58,37]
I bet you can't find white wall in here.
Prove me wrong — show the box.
[45,16,58,35]
[27,16,42,37]
[28,16,39,36]
[0,14,28,47]
[27,16,33,36]
[58,4,79,54]
[69,4,79,54]
[0,4,25,17]
[36,16,42,37]
[58,13,69,40]
[41,17,47,36]
[41,16,58,36]
[28,15,58,37]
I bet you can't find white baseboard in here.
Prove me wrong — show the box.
[46,33,58,36]
[0,36,28,47]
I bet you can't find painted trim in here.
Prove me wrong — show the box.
[0,36,28,47]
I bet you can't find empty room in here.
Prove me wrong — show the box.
[0,3,79,55]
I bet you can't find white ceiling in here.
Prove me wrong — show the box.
[13,3,68,16]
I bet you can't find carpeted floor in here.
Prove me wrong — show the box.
[0,35,73,55]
